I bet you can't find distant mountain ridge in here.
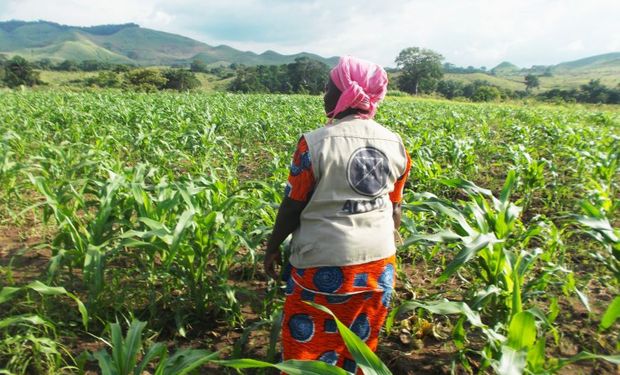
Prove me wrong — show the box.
[0,20,339,67]
[1,20,618,77]
[490,52,620,76]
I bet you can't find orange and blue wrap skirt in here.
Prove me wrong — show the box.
[281,255,396,374]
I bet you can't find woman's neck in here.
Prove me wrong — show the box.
[334,107,369,119]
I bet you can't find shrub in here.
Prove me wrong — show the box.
[472,85,501,102]
[123,69,166,92]
[163,69,200,91]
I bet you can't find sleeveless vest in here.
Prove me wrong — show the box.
[289,115,408,268]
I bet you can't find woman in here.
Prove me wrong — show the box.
[264,55,411,374]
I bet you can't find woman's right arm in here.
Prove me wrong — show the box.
[264,198,307,279]
[264,137,314,279]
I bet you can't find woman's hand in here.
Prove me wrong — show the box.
[263,250,282,280]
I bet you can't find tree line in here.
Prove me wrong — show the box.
[393,47,620,104]
[0,55,201,91]
[2,50,620,104]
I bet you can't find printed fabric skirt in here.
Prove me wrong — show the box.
[281,255,396,375]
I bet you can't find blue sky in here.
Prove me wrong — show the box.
[1,0,619,68]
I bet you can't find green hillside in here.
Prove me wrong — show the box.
[490,61,520,75]
[0,20,338,67]
[552,52,620,72]
[478,53,620,91]
[14,38,134,64]
[445,72,526,91]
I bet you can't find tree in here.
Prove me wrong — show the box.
[395,47,444,95]
[80,60,111,71]
[579,79,608,103]
[286,57,330,94]
[56,59,79,71]
[190,59,209,73]
[472,85,501,102]
[123,69,166,92]
[163,69,200,91]
[34,58,53,70]
[437,80,465,99]
[3,56,41,87]
[84,71,121,88]
[524,74,540,92]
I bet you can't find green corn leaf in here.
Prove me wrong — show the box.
[499,170,516,205]
[139,217,170,232]
[170,209,195,252]
[497,345,527,375]
[213,358,349,375]
[109,322,124,374]
[555,351,620,370]
[307,301,393,375]
[506,311,537,350]
[161,349,219,375]
[93,350,117,375]
[575,288,591,312]
[390,299,485,329]
[599,296,620,331]
[437,233,498,283]
[267,311,283,362]
[402,230,462,247]
[25,280,67,295]
[68,291,89,330]
[122,320,147,374]
[440,178,493,197]
[526,338,546,372]
[21,281,89,329]
[0,286,20,304]
[470,285,502,310]
[0,314,50,329]
[232,320,271,358]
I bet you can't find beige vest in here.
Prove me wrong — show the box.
[289,115,408,268]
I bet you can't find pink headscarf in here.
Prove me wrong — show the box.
[328,55,388,119]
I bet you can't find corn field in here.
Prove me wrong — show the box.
[0,91,618,374]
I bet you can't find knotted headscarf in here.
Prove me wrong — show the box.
[328,56,388,119]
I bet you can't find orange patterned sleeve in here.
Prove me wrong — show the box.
[284,136,315,202]
[389,151,411,204]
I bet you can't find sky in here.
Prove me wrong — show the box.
[1,0,619,68]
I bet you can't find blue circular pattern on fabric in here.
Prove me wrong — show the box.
[326,294,352,304]
[382,289,393,307]
[313,267,344,293]
[350,314,371,341]
[301,152,312,169]
[343,358,357,373]
[285,276,294,295]
[318,350,339,366]
[290,163,303,176]
[378,263,395,290]
[347,147,390,197]
[288,314,314,342]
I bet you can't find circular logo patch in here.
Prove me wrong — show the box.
[347,147,390,196]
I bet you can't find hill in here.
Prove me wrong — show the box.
[0,20,339,67]
[453,53,620,91]
[552,52,620,73]
[490,61,520,75]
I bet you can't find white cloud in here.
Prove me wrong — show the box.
[1,0,619,68]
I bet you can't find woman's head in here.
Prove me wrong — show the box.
[324,56,388,119]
